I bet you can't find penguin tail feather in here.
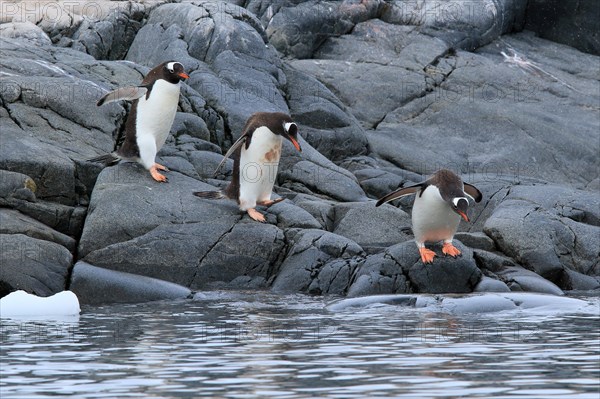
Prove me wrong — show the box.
[88,153,120,166]
[193,190,226,200]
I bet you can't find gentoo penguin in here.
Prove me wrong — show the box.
[193,112,302,222]
[89,61,189,182]
[376,169,482,264]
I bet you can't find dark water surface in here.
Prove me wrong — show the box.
[1,292,599,398]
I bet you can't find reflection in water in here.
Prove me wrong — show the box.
[1,293,599,398]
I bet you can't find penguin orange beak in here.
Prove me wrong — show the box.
[289,136,302,152]
[284,134,302,152]
[178,72,190,79]
[458,210,469,222]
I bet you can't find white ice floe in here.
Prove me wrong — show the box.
[0,290,80,318]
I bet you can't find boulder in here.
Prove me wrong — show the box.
[0,234,72,298]
[484,185,600,286]
[347,252,411,297]
[332,201,412,252]
[388,240,482,294]
[266,0,383,59]
[366,33,599,187]
[272,229,365,294]
[525,0,600,55]
[70,262,191,305]
[0,209,76,252]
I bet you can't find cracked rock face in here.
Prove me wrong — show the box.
[0,0,598,303]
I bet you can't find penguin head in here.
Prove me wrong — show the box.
[163,61,189,83]
[451,197,470,222]
[282,121,302,152]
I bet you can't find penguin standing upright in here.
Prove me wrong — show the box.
[194,112,302,222]
[376,169,483,264]
[90,61,189,182]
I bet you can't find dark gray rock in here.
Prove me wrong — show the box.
[70,2,153,60]
[454,232,496,252]
[474,276,511,293]
[388,240,482,294]
[0,38,129,206]
[283,64,368,161]
[79,164,288,290]
[347,252,410,297]
[293,198,335,230]
[267,200,323,230]
[0,234,72,297]
[561,269,600,291]
[266,0,383,59]
[0,209,76,253]
[332,201,412,252]
[496,266,564,296]
[290,57,425,129]
[0,170,87,238]
[366,33,599,187]
[0,22,51,45]
[352,167,408,201]
[525,0,600,56]
[272,229,365,294]
[473,249,565,295]
[189,221,286,290]
[171,112,211,142]
[278,144,368,202]
[380,0,528,51]
[484,185,600,286]
[70,262,191,305]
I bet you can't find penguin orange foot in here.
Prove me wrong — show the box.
[419,247,437,264]
[258,198,284,208]
[442,243,461,257]
[150,165,168,182]
[247,208,266,223]
[154,163,169,172]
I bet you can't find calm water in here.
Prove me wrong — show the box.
[1,292,599,398]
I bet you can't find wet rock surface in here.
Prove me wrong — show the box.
[1,1,598,303]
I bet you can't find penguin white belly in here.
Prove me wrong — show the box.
[412,186,461,244]
[238,127,282,210]
[135,80,180,169]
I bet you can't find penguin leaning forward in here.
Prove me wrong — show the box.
[376,169,483,264]
[90,61,189,182]
[194,112,302,222]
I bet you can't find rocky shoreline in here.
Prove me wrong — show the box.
[1,0,598,304]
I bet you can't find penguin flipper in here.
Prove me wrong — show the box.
[214,136,247,176]
[375,184,423,207]
[97,86,148,106]
[463,182,483,203]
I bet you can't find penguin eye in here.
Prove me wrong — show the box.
[284,122,297,135]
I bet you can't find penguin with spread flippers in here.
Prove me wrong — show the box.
[376,169,482,264]
[194,112,302,222]
[90,61,189,182]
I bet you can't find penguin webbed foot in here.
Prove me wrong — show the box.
[247,208,266,223]
[442,243,462,258]
[149,165,168,183]
[154,162,169,172]
[419,247,437,264]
